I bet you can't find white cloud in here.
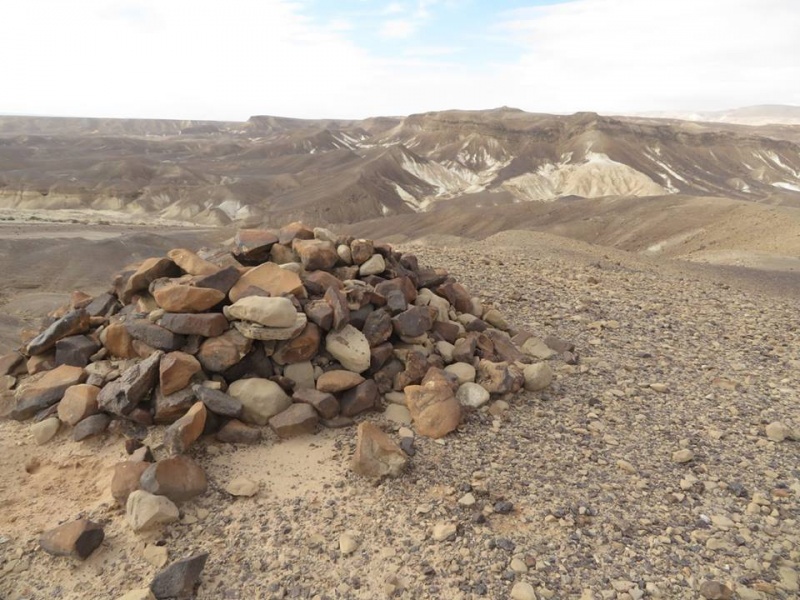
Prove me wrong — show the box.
[379,18,418,39]
[0,0,797,120]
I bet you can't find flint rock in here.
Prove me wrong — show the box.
[153,284,225,313]
[351,422,407,478]
[26,309,91,356]
[98,351,162,416]
[167,248,219,276]
[112,461,150,506]
[140,455,208,503]
[39,519,104,560]
[150,552,209,600]
[158,312,228,338]
[163,402,207,454]
[159,351,201,396]
[12,364,86,421]
[196,329,251,373]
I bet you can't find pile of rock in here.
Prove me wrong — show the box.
[0,222,561,590]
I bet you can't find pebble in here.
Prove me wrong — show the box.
[510,581,537,600]
[458,493,476,507]
[765,421,793,442]
[672,449,694,463]
[698,580,733,599]
[225,476,259,497]
[31,417,60,445]
[339,532,360,555]
[432,522,457,542]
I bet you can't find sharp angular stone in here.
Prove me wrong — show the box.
[102,321,138,359]
[293,388,339,419]
[154,385,196,424]
[323,287,350,331]
[196,329,252,373]
[193,385,243,418]
[351,422,407,478]
[167,248,220,276]
[269,403,319,438]
[121,257,179,303]
[340,379,379,417]
[140,455,208,503]
[232,228,279,264]
[294,239,338,271]
[39,519,104,560]
[55,335,100,368]
[97,351,162,416]
[150,552,209,600]
[192,265,241,295]
[159,351,201,396]
[304,299,334,331]
[362,309,393,347]
[163,402,207,454]
[12,364,86,421]
[272,323,321,365]
[125,320,185,352]
[85,292,120,318]
[302,270,344,296]
[279,221,314,245]
[158,312,229,337]
[126,490,180,532]
[26,309,91,356]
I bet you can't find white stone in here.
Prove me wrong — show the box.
[523,362,553,392]
[284,361,315,390]
[385,404,412,425]
[228,378,291,425]
[224,296,297,328]
[358,254,386,276]
[435,341,455,362]
[432,522,457,542]
[445,362,476,384]
[456,382,491,408]
[226,476,259,497]
[126,490,179,532]
[511,581,537,600]
[339,532,360,555]
[672,449,694,464]
[31,417,60,445]
[325,325,371,373]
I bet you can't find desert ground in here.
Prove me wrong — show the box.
[0,216,797,600]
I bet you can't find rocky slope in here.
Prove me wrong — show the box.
[0,227,798,599]
[2,109,800,227]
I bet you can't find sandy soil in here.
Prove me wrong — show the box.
[0,224,798,600]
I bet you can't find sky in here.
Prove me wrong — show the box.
[3,0,799,121]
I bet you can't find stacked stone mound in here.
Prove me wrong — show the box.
[0,222,563,567]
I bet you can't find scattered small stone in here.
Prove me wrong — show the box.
[649,383,669,393]
[351,422,408,478]
[226,476,259,497]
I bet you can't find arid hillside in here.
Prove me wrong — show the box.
[2,109,800,229]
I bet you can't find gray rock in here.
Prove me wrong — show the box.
[150,552,209,599]
[97,351,163,416]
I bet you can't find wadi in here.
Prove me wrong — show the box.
[0,108,798,600]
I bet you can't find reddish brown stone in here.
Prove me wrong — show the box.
[374,277,417,304]
[293,388,339,419]
[231,229,279,264]
[304,299,334,331]
[294,239,338,271]
[303,271,344,296]
[39,519,104,560]
[351,422,407,478]
[154,385,196,424]
[405,374,461,439]
[111,461,149,506]
[316,370,364,393]
[349,239,374,265]
[140,455,208,503]
[435,281,472,313]
[272,323,321,365]
[392,306,434,338]
[196,329,252,373]
[229,262,305,303]
[431,321,460,344]
[370,342,394,372]
[12,364,87,421]
[57,383,100,425]
[102,321,138,359]
[153,284,225,313]
[0,352,25,377]
[278,221,314,245]
[120,257,179,303]
[163,402,207,454]
[159,351,201,396]
[323,287,350,331]
[167,248,220,276]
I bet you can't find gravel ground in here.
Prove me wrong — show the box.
[1,230,798,600]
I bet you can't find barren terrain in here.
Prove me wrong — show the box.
[0,222,798,600]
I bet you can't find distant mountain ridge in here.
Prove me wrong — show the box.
[633,104,800,126]
[0,108,799,226]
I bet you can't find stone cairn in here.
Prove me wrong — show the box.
[0,222,565,593]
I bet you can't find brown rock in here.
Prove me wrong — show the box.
[216,419,261,444]
[375,277,417,304]
[272,323,321,365]
[293,388,339,419]
[477,360,525,394]
[57,384,100,425]
[323,287,350,331]
[158,313,229,338]
[350,239,374,265]
[340,379,378,417]
[232,229,279,264]
[0,352,25,377]
[39,519,104,560]
[196,329,252,373]
[84,292,120,318]
[153,284,225,313]
[154,385,197,424]
[111,461,149,506]
[303,271,344,296]
[435,282,472,313]
[229,262,305,303]
[699,581,733,600]
[103,321,138,359]
[363,309,393,347]
[484,330,526,363]
[278,221,314,245]
[394,351,429,390]
[304,299,334,331]
[191,265,241,296]
[167,248,220,276]
[125,320,186,352]
[270,243,299,265]
[97,351,163,417]
[26,309,91,356]
[269,403,318,438]
[351,422,407,478]
[140,455,208,503]
[232,313,307,341]
[159,351,201,396]
[294,239,338,271]
[12,364,86,421]
[120,257,179,303]
[405,374,462,438]
[316,370,364,393]
[370,342,394,371]
[163,402,207,454]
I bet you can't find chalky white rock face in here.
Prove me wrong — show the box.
[325,325,371,373]
[223,297,297,328]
